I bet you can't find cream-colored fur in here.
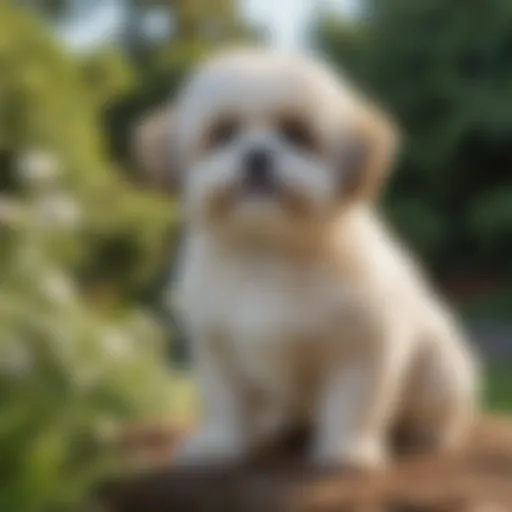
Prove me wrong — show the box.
[135,49,479,470]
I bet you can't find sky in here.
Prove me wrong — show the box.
[59,0,359,51]
[244,0,358,48]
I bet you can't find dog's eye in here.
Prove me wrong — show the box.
[279,118,317,151]
[208,118,239,148]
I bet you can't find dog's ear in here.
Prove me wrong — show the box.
[340,101,399,202]
[132,105,179,193]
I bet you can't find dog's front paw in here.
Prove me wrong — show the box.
[173,428,246,467]
[311,437,388,473]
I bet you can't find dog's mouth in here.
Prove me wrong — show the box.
[206,179,313,222]
[239,177,280,201]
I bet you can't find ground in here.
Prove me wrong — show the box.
[102,415,512,511]
[100,366,512,512]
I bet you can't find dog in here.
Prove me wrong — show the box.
[134,48,479,471]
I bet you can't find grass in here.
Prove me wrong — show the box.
[168,371,197,424]
[166,365,512,426]
[459,289,512,323]
[486,365,512,412]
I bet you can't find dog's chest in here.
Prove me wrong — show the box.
[200,258,335,335]
[182,250,346,385]
[227,269,314,346]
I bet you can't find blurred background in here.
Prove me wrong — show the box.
[1,0,512,510]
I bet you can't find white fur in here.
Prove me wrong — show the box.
[145,49,479,469]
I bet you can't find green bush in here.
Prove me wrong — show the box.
[315,0,512,288]
[0,5,176,510]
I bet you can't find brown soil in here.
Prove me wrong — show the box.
[101,415,512,512]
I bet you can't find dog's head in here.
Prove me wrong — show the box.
[134,49,399,242]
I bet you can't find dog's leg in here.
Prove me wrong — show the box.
[398,319,479,454]
[174,333,249,465]
[311,325,414,471]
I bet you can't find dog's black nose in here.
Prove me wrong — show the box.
[243,149,274,191]
[245,148,271,174]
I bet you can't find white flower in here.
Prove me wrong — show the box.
[36,193,82,228]
[94,416,119,442]
[17,149,60,185]
[0,196,22,225]
[102,328,131,359]
[40,272,75,304]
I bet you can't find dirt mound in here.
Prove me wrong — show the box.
[101,416,512,511]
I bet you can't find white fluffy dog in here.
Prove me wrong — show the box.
[135,49,479,470]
